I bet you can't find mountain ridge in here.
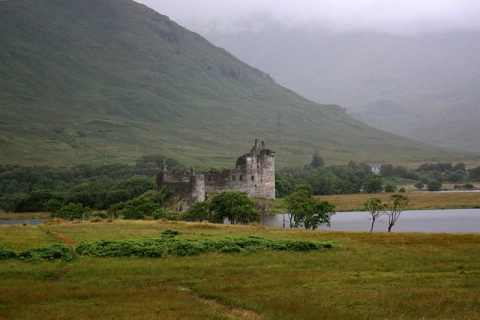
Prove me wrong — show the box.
[0,0,477,168]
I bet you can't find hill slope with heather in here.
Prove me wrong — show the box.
[0,0,476,167]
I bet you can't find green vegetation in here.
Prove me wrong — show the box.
[1,158,480,219]
[321,192,480,211]
[0,220,479,319]
[0,243,73,263]
[285,185,335,230]
[0,0,476,168]
[75,234,334,258]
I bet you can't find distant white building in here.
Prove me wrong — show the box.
[370,164,381,175]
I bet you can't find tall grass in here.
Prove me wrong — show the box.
[319,191,480,211]
[0,220,479,319]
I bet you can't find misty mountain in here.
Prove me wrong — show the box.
[0,0,475,168]
[204,24,480,152]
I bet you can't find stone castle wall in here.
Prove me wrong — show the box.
[157,140,275,205]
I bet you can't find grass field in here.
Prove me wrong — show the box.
[1,220,479,319]
[319,191,480,211]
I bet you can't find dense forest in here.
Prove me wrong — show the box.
[1,153,479,214]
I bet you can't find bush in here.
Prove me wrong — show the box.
[75,236,338,258]
[0,246,17,259]
[384,184,397,193]
[0,244,73,263]
[463,183,474,190]
[152,208,167,220]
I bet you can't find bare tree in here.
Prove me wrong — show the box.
[364,197,386,232]
[386,194,409,232]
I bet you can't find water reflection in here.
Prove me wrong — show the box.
[261,209,480,233]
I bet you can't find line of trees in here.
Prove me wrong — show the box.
[276,152,480,198]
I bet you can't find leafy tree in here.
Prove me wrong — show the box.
[469,166,480,181]
[364,198,386,232]
[210,191,260,225]
[463,183,474,190]
[110,176,156,199]
[121,195,158,220]
[183,201,213,222]
[107,202,125,220]
[12,190,64,213]
[384,184,397,193]
[45,199,62,219]
[56,203,85,221]
[427,181,442,191]
[380,164,395,177]
[363,175,383,193]
[414,182,424,190]
[386,194,409,232]
[152,208,167,220]
[285,185,335,230]
[310,151,325,168]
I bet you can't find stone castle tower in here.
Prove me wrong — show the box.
[157,140,275,205]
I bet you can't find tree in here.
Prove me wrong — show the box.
[285,185,335,230]
[210,191,260,225]
[414,182,424,190]
[45,199,62,219]
[56,203,85,221]
[363,175,383,193]
[183,201,213,222]
[384,184,397,193]
[364,198,386,232]
[121,195,159,220]
[310,151,325,168]
[386,194,409,232]
[469,166,480,181]
[427,181,442,191]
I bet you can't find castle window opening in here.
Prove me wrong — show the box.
[251,175,254,181]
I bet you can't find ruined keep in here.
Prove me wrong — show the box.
[157,140,275,205]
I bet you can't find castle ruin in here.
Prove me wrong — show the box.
[157,140,275,205]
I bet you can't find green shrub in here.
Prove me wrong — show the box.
[75,235,338,258]
[57,203,85,220]
[0,244,73,263]
[0,246,17,259]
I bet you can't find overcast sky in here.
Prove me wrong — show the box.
[135,0,480,35]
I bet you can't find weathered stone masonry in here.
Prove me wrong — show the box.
[157,140,275,205]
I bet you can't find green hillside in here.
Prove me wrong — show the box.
[0,0,476,168]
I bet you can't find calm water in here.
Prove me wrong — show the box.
[0,219,46,225]
[260,209,480,233]
[2,210,480,233]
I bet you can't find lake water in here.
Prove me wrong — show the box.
[0,219,46,226]
[2,209,480,233]
[260,209,480,233]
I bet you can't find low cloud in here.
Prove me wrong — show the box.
[136,0,480,35]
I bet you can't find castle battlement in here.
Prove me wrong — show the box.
[157,140,275,206]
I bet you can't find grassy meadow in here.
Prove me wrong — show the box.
[319,191,480,211]
[1,220,480,319]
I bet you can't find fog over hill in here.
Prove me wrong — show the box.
[204,26,480,152]
[140,1,480,153]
